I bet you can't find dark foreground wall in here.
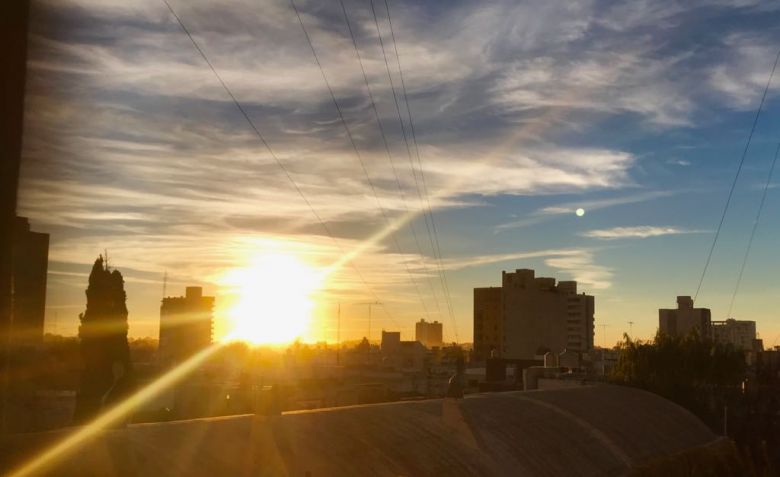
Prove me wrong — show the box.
[0,385,744,476]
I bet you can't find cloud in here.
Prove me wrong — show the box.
[438,249,584,271]
[18,0,780,338]
[544,250,612,290]
[495,190,677,232]
[580,225,705,239]
[708,33,780,109]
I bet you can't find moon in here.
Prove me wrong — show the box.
[575,208,585,217]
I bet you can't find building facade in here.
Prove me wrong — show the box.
[415,319,443,348]
[658,296,711,337]
[159,286,214,366]
[711,319,756,351]
[473,269,594,361]
[380,330,427,371]
[11,216,49,346]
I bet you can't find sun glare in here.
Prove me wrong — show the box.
[220,253,322,345]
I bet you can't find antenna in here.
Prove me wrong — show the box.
[104,248,109,270]
[627,321,634,337]
[600,323,610,348]
[353,301,382,342]
[162,271,168,300]
[337,303,341,366]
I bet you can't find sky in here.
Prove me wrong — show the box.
[17,0,780,347]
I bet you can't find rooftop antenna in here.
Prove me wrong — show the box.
[336,303,341,366]
[162,271,168,300]
[353,301,382,342]
[627,321,634,337]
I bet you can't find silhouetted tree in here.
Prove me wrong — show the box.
[610,331,745,429]
[72,256,134,423]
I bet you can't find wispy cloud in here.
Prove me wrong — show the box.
[495,190,677,232]
[544,250,612,290]
[581,225,706,240]
[438,249,584,271]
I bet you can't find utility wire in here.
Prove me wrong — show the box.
[693,48,780,302]
[380,0,460,342]
[726,142,780,318]
[162,0,400,330]
[338,0,443,322]
[289,0,432,327]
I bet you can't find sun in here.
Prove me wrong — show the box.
[220,253,322,345]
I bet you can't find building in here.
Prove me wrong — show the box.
[711,319,756,351]
[473,269,594,361]
[415,319,443,348]
[159,287,214,366]
[11,216,49,346]
[381,330,428,371]
[658,296,711,337]
[380,330,400,354]
[473,287,502,361]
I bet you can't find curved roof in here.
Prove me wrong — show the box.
[1,385,742,476]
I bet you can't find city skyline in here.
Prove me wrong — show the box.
[17,0,780,345]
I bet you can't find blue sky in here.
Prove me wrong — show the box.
[18,0,780,346]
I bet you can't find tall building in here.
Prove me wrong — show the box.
[658,296,711,337]
[415,319,443,348]
[711,319,756,351]
[159,287,214,366]
[473,269,594,361]
[11,216,49,346]
[473,287,502,361]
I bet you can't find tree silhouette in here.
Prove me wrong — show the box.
[610,331,745,429]
[72,255,133,423]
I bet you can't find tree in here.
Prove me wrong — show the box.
[72,256,134,423]
[610,331,746,429]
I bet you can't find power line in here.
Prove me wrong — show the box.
[726,142,780,318]
[337,0,444,323]
[289,0,432,328]
[380,0,459,342]
[693,48,780,302]
[162,0,400,330]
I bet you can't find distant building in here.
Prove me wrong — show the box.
[11,216,49,346]
[711,319,756,351]
[159,287,214,366]
[473,269,594,361]
[415,319,443,348]
[658,296,711,337]
[381,330,427,371]
[381,330,401,354]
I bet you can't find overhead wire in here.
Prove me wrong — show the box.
[337,0,445,323]
[693,48,780,302]
[379,0,460,342]
[726,142,780,318]
[162,0,401,331]
[289,0,434,330]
